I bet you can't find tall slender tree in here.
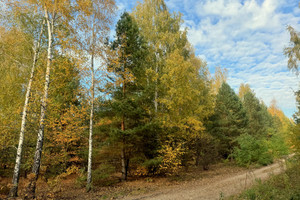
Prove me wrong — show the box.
[25,5,54,198]
[73,0,115,190]
[0,14,34,180]
[108,12,150,180]
[10,18,45,198]
[132,0,184,114]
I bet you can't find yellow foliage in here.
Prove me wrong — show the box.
[238,83,252,101]
[211,67,228,95]
[158,143,184,175]
[133,166,148,176]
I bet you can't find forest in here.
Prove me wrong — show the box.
[0,0,300,199]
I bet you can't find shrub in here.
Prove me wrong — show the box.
[230,161,300,200]
[158,143,184,175]
[143,157,162,175]
[92,164,115,186]
[231,134,273,166]
[195,136,219,170]
[268,134,289,158]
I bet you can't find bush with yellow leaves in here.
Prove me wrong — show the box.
[158,143,184,175]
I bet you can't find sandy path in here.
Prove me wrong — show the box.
[122,160,287,200]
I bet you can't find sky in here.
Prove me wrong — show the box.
[0,0,298,118]
[115,0,300,118]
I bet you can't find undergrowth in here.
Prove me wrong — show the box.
[228,157,300,200]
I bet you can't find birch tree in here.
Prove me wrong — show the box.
[0,22,33,176]
[22,0,77,197]
[0,1,47,196]
[25,5,54,198]
[10,18,45,198]
[73,0,115,191]
[284,26,300,74]
[132,0,183,114]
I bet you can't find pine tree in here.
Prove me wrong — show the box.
[211,82,248,157]
[242,91,269,136]
[107,12,153,180]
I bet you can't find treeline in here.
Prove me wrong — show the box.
[0,0,294,198]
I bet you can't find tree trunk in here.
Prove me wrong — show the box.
[121,81,127,181]
[26,7,53,199]
[121,118,127,181]
[10,19,45,198]
[87,51,94,191]
[121,144,127,181]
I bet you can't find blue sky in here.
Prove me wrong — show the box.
[115,0,300,118]
[1,0,298,118]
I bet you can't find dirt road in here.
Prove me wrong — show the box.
[122,160,287,200]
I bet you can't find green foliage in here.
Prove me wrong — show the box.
[268,134,289,158]
[75,168,87,188]
[0,0,296,191]
[210,82,248,157]
[242,91,273,137]
[92,164,116,186]
[194,135,219,170]
[230,162,300,200]
[231,134,273,167]
[105,12,157,179]
[142,157,162,175]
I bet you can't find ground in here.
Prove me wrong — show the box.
[0,160,287,200]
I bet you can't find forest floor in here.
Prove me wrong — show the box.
[0,159,287,200]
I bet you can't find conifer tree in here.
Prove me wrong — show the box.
[211,82,248,157]
[107,12,153,180]
[243,91,265,135]
[242,91,273,137]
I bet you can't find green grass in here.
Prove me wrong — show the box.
[228,159,300,200]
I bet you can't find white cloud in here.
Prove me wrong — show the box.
[115,0,300,117]
[175,0,300,117]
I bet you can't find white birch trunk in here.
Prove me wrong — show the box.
[87,52,94,191]
[26,7,53,198]
[10,19,45,198]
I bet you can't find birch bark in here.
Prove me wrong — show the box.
[10,19,45,198]
[87,51,94,191]
[26,6,53,199]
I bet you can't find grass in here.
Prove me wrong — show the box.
[228,158,300,200]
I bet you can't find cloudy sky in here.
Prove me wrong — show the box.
[114,0,300,118]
